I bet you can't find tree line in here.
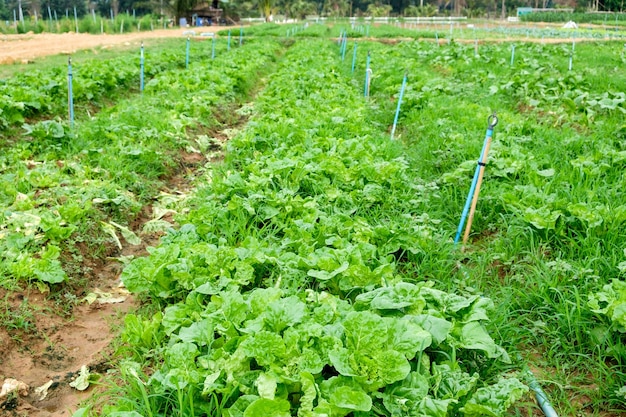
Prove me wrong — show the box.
[0,0,624,24]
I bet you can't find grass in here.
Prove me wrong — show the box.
[359,39,626,413]
[2,24,626,415]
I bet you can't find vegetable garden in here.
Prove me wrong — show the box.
[1,22,626,417]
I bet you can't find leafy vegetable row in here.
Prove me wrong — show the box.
[0,40,282,288]
[355,38,626,409]
[358,39,626,260]
[111,39,526,417]
[0,38,229,130]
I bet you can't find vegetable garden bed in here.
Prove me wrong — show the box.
[1,23,625,417]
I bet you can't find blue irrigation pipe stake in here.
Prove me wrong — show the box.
[568,53,573,71]
[390,73,407,140]
[140,42,144,92]
[454,113,498,245]
[185,37,190,68]
[364,51,371,97]
[211,34,215,59]
[341,36,347,61]
[510,44,516,66]
[568,34,576,71]
[351,41,357,73]
[239,25,243,46]
[67,57,74,128]
[227,29,231,50]
[435,32,439,46]
[338,32,343,54]
[527,371,559,417]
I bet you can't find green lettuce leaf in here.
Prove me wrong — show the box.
[243,397,291,417]
[460,377,529,417]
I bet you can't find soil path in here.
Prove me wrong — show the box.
[0,26,231,64]
[0,153,202,416]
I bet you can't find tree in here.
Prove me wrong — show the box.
[277,0,316,18]
[366,2,392,15]
[0,0,9,20]
[259,0,272,19]
[323,0,350,16]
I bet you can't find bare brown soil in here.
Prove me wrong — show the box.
[0,26,231,64]
[0,292,134,417]
[0,154,207,416]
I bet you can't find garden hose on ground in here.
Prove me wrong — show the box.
[517,353,559,417]
[526,369,559,417]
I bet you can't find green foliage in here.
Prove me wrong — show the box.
[521,12,626,24]
[589,279,626,333]
[117,284,522,416]
[112,39,525,417]
[0,39,281,287]
[357,38,626,413]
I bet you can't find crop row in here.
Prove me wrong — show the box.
[0,39,282,290]
[0,38,234,130]
[104,39,528,417]
[352,39,626,411]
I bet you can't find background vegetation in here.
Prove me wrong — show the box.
[1,0,626,28]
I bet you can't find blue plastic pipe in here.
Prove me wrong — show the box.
[211,34,215,59]
[341,36,347,61]
[454,114,498,244]
[351,42,357,73]
[185,37,190,68]
[140,42,144,92]
[527,372,559,417]
[390,73,407,140]
[510,44,516,66]
[67,57,74,128]
[340,31,346,56]
[239,25,243,46]
[364,51,371,97]
[227,30,231,50]
[568,54,573,71]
